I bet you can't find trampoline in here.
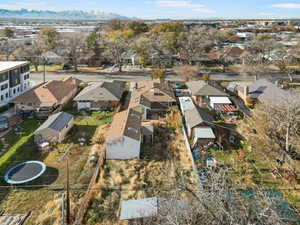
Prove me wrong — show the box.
[4,161,47,184]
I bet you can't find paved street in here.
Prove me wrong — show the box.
[29,70,300,86]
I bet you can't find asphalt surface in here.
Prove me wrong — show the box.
[29,71,300,85]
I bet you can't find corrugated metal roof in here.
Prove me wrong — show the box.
[120,197,189,220]
[194,127,216,139]
[0,213,30,225]
[178,97,195,114]
[35,112,73,133]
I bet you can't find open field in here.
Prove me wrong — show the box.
[85,122,198,225]
[0,111,112,225]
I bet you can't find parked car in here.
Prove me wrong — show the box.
[0,116,9,131]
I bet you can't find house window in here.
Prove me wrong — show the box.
[1,83,8,90]
[1,95,3,101]
[13,89,16,94]
[5,93,8,98]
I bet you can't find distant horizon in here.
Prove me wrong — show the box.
[0,0,300,20]
[0,8,300,21]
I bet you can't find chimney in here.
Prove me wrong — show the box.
[244,86,249,98]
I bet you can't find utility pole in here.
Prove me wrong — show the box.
[66,159,70,225]
[43,62,46,83]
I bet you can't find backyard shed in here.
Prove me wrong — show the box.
[34,112,74,144]
[120,197,189,220]
[193,127,216,146]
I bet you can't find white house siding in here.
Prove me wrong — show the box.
[0,79,10,107]
[106,136,140,160]
[0,63,30,107]
[77,101,91,110]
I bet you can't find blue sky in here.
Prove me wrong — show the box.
[0,0,300,19]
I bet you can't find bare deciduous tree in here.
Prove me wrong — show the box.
[62,32,86,72]
[241,39,278,80]
[130,169,289,225]
[0,40,18,60]
[253,92,300,164]
[174,65,199,81]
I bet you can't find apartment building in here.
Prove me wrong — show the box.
[0,61,30,107]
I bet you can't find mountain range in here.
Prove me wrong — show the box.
[0,8,132,20]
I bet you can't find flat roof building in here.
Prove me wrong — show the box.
[0,61,30,107]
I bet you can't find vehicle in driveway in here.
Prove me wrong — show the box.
[0,116,9,131]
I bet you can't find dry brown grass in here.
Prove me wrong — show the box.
[85,123,198,225]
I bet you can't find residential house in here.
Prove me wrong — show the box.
[34,112,74,144]
[106,109,141,160]
[106,109,153,160]
[13,76,80,116]
[221,46,245,64]
[120,197,188,221]
[129,79,176,120]
[179,97,215,147]
[186,81,227,107]
[122,51,139,66]
[237,79,286,106]
[73,81,125,111]
[0,61,30,107]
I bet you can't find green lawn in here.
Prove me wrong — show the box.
[0,120,40,180]
[0,112,113,225]
[30,64,63,72]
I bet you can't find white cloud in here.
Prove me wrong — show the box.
[150,0,216,14]
[0,0,58,11]
[271,3,300,9]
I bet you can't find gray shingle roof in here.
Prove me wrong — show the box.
[248,79,286,105]
[185,107,213,128]
[35,112,73,133]
[186,81,227,96]
[74,81,124,102]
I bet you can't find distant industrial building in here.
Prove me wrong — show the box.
[0,61,30,107]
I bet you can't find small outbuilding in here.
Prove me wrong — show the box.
[34,112,74,144]
[119,197,189,221]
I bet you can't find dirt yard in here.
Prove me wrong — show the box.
[85,123,198,225]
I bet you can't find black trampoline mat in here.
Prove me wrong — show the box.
[8,162,44,182]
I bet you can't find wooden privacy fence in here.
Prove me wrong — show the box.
[73,149,106,225]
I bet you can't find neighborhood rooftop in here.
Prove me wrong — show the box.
[13,77,79,104]
[74,81,124,102]
[35,112,73,133]
[185,107,214,128]
[187,81,227,96]
[106,109,141,142]
[0,61,29,73]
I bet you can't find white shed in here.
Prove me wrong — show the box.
[120,197,189,220]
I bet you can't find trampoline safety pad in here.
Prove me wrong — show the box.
[4,161,47,184]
